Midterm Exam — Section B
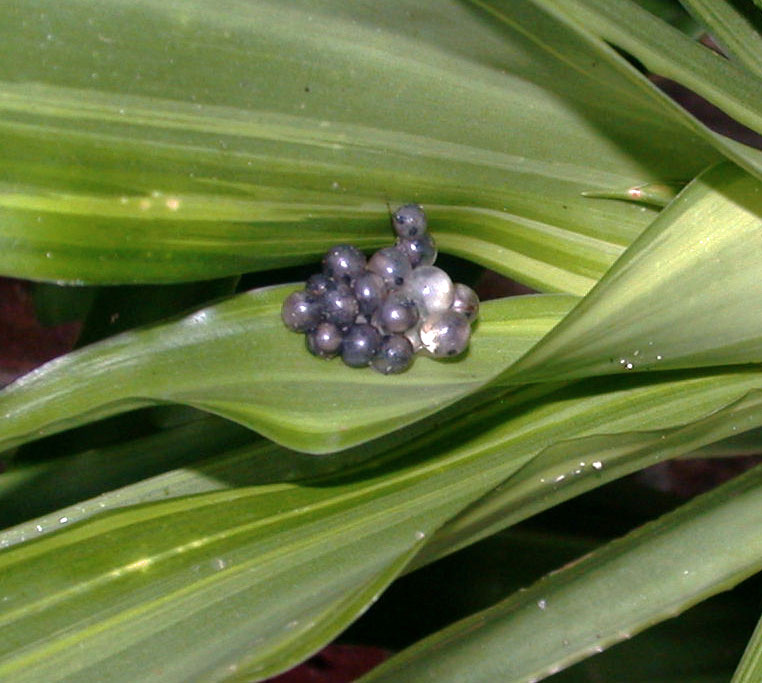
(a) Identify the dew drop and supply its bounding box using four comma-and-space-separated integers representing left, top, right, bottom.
592, 461, 603, 470
59, 516, 68, 524
35, 525, 43, 532
537, 599, 547, 610
414, 530, 426, 541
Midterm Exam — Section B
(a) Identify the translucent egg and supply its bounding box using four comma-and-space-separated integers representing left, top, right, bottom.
353, 272, 387, 316
419, 310, 471, 358
322, 244, 367, 284
451, 283, 479, 322
396, 233, 437, 268
281, 290, 321, 332
367, 247, 412, 289
392, 204, 427, 238
320, 284, 359, 327
372, 334, 415, 374
341, 323, 382, 368
403, 265, 454, 316
377, 292, 419, 333
306, 322, 343, 358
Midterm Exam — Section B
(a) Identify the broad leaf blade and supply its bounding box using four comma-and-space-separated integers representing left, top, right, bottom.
528, 0, 762, 136
363, 463, 762, 683
679, 0, 762, 79
732, 609, 762, 683
0, 0, 719, 287
527, 0, 762, 182
508, 163, 762, 382
0, 287, 576, 454
5, 367, 762, 680
417, 387, 762, 567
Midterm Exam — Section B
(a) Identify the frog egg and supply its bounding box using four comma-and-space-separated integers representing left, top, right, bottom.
392, 204, 427, 238
282, 290, 321, 332
396, 233, 437, 268
403, 265, 454, 316
419, 310, 471, 358
322, 244, 367, 284
405, 323, 423, 353
353, 272, 387, 317
377, 292, 419, 333
372, 334, 415, 375
305, 273, 336, 298
321, 284, 359, 327
451, 283, 480, 323
367, 246, 412, 289
341, 323, 382, 368
306, 322, 343, 358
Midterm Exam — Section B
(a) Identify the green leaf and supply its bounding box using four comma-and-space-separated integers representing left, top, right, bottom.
0, 287, 576, 454
528, 0, 762, 136
362, 462, 762, 683
527, 0, 762, 181
416, 385, 762, 567
507, 163, 762, 383
0, 0, 720, 287
732, 609, 762, 683
5, 366, 762, 680
679, 0, 762, 80
0, 415, 258, 538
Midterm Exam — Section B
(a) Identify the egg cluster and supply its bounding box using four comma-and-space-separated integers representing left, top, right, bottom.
281, 204, 479, 374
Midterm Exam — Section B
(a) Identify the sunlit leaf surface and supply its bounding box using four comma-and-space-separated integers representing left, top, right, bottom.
508, 163, 762, 382
0, 0, 720, 288
0, 287, 576, 454
529, 0, 762, 180
4, 367, 762, 680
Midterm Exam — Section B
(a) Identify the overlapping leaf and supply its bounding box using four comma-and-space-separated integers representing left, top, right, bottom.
3, 160, 761, 457
528, 0, 762, 180
0, 0, 719, 289
733, 610, 762, 683
364, 459, 762, 683
679, 0, 762, 79
507, 163, 762, 382
0, 288, 576, 454
5, 365, 762, 680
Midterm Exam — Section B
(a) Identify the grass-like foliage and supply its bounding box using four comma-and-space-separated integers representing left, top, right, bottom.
2, 1, 762, 680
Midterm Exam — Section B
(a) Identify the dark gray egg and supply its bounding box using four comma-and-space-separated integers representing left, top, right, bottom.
353, 272, 387, 317
341, 323, 382, 368
371, 334, 415, 374
306, 322, 343, 358
321, 283, 359, 327
396, 233, 437, 268
281, 290, 321, 332
377, 292, 419, 333
305, 273, 336, 298
322, 244, 367, 284
367, 247, 412, 289
392, 204, 427, 238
